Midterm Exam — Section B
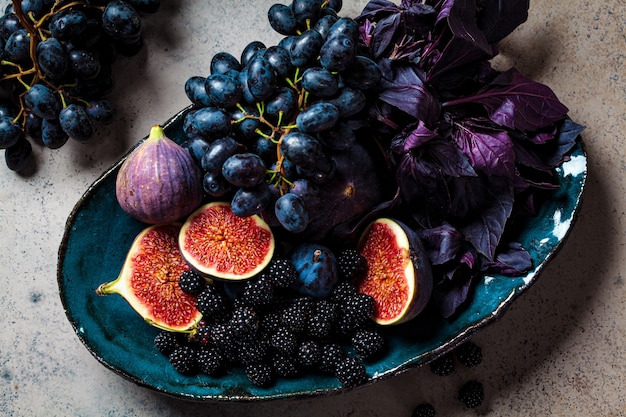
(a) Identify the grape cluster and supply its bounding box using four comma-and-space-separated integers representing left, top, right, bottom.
0, 0, 160, 171
182, 0, 382, 233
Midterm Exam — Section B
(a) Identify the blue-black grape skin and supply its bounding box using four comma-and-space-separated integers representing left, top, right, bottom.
274, 193, 310, 233
69, 48, 101, 80
240, 41, 266, 67
185, 76, 213, 107
41, 118, 69, 149
0, 116, 21, 149
205, 73, 244, 109
301, 67, 338, 97
319, 34, 357, 72
24, 84, 62, 120
265, 86, 298, 122
36, 38, 69, 79
210, 51, 242, 75
59, 104, 94, 142
327, 86, 367, 118
263, 45, 293, 78
101, 0, 142, 43
4, 137, 33, 172
203, 171, 234, 197
201, 137, 240, 174
231, 184, 273, 217
5, 29, 31, 61
189, 107, 232, 139
296, 102, 340, 133
246, 56, 277, 101
341, 56, 382, 90
183, 136, 211, 164
85, 100, 116, 127
49, 9, 88, 40
289, 29, 323, 68
292, 0, 324, 27
327, 17, 360, 41
0, 13, 22, 41
312, 14, 338, 40
222, 153, 267, 188
268, 3, 298, 36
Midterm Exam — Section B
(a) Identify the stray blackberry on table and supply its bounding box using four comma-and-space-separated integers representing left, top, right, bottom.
411, 403, 437, 417
429, 352, 455, 376
458, 380, 484, 409
455, 340, 482, 368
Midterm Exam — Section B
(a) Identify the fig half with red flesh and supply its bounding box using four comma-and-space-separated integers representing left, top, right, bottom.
96, 223, 203, 332
355, 218, 433, 325
179, 201, 275, 280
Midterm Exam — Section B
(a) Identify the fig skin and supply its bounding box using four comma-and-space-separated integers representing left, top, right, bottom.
356, 218, 433, 325
301, 142, 385, 243
116, 125, 204, 224
289, 242, 339, 298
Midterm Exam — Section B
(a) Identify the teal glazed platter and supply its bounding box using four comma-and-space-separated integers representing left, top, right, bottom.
58, 107, 587, 401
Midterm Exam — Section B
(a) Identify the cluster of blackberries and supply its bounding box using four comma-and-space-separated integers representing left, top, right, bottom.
155, 256, 385, 389
411, 340, 485, 415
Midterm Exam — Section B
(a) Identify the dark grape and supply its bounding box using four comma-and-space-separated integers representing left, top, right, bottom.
204, 73, 243, 109
246, 56, 277, 101
265, 86, 298, 122
280, 131, 332, 173
289, 29, 323, 67
319, 34, 356, 72
268, 3, 298, 36
85, 99, 115, 127
102, 0, 142, 43
24, 112, 43, 141
41, 118, 69, 149
48, 9, 88, 40
203, 171, 233, 197
5, 28, 30, 61
240, 40, 266, 67
327, 17, 359, 41
289, 178, 321, 208
327, 86, 367, 118
274, 193, 310, 233
0, 116, 21, 149
188, 106, 232, 139
230, 106, 261, 140
5, 137, 33, 171
182, 136, 211, 163
36, 38, 68, 79
24, 84, 61, 120
296, 102, 340, 133
341, 55, 382, 90
312, 14, 338, 39
301, 67, 338, 97
185, 76, 212, 107
59, 103, 95, 142
222, 153, 267, 188
68, 48, 101, 80
201, 137, 240, 174
325, 0, 343, 12
231, 184, 272, 217
263, 45, 293, 78
292, 0, 324, 27
0, 13, 21, 42
211, 51, 241, 75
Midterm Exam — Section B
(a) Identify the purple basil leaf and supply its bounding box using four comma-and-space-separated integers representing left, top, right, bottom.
459, 176, 514, 260
428, 138, 477, 177
357, 0, 401, 20
544, 118, 585, 167
371, 13, 402, 58
377, 58, 440, 122
433, 249, 478, 317
434, 0, 455, 24
402, 120, 438, 150
485, 241, 532, 276
476, 0, 530, 44
444, 68, 569, 132
418, 222, 464, 265
452, 118, 516, 177
426, 0, 493, 81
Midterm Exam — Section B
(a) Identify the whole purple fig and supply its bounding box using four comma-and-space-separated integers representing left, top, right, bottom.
116, 125, 203, 224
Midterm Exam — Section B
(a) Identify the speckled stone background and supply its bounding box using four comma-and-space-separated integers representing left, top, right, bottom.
1, 0, 624, 416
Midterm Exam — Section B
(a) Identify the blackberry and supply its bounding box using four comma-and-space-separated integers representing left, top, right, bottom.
270, 326, 298, 356
196, 286, 227, 316
458, 380, 484, 409
337, 248, 367, 280
351, 328, 385, 360
306, 310, 333, 340
154, 330, 179, 355
332, 311, 358, 339
229, 305, 260, 340
455, 341, 482, 368
244, 362, 274, 387
429, 353, 455, 376
209, 322, 236, 350
343, 293, 375, 324
272, 352, 301, 378
317, 343, 345, 374
197, 345, 225, 375
178, 270, 207, 295
193, 322, 212, 346
330, 280, 358, 303
335, 356, 368, 388
265, 258, 298, 288
280, 298, 313, 334
296, 339, 322, 367
168, 345, 199, 375
260, 309, 283, 334
411, 403, 436, 417
237, 337, 270, 366
238, 275, 274, 307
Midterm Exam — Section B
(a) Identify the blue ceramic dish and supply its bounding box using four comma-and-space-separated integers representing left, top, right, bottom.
57, 107, 587, 401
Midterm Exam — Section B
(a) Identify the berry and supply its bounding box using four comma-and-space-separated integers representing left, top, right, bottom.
455, 341, 482, 368
153, 330, 179, 355
306, 309, 333, 340
280, 297, 314, 334
270, 327, 298, 356
237, 337, 270, 366
296, 339, 322, 367
244, 362, 274, 387
272, 351, 301, 378
330, 280, 358, 303
351, 328, 385, 359
429, 353, 455, 376
337, 248, 366, 280
334, 356, 368, 388
197, 346, 225, 375
229, 305, 260, 340
342, 293, 375, 324
238, 275, 274, 307
458, 380, 484, 409
317, 343, 345, 374
266, 258, 298, 288
196, 286, 227, 316
178, 270, 207, 295
411, 403, 436, 417
168, 345, 199, 375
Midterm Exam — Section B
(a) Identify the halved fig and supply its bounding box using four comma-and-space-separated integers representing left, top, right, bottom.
179, 201, 275, 280
96, 223, 203, 332
355, 218, 433, 325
